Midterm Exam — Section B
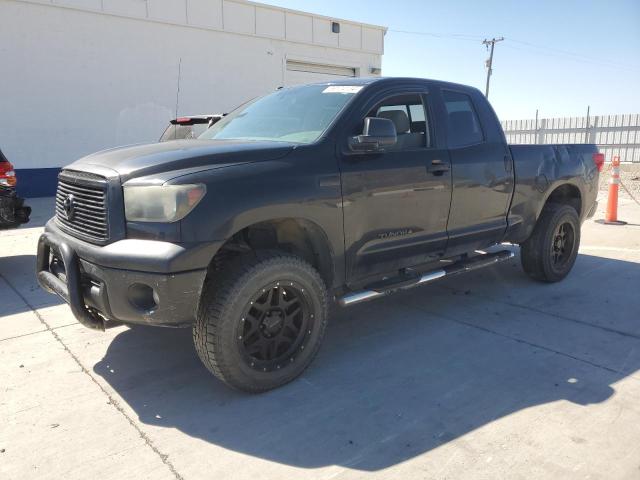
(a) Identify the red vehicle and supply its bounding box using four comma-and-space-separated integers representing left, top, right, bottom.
0, 149, 30, 229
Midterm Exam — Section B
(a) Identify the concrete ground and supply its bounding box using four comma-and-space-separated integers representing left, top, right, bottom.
2, 193, 640, 480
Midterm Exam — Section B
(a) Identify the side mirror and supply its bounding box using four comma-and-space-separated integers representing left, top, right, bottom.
348, 117, 397, 153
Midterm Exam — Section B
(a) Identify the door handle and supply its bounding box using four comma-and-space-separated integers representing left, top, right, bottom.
427, 159, 450, 176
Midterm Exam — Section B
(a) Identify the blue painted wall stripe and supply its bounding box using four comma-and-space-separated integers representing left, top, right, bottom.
15, 168, 61, 198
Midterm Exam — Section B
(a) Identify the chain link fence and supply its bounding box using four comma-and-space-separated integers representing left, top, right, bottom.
502, 113, 640, 163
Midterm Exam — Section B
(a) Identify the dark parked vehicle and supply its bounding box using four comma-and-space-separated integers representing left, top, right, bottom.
159, 115, 224, 142
37, 78, 602, 392
0, 149, 30, 229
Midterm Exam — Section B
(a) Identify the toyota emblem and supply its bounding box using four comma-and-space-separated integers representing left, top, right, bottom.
63, 194, 76, 221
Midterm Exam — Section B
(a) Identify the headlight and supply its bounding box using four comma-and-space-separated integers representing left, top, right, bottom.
124, 184, 206, 222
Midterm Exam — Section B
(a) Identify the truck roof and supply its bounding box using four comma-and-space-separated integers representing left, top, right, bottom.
302, 76, 480, 93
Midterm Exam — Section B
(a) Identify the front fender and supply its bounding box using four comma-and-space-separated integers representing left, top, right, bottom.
174, 144, 346, 286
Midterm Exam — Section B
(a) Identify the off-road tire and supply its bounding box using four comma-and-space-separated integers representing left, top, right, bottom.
193, 251, 328, 393
520, 203, 581, 282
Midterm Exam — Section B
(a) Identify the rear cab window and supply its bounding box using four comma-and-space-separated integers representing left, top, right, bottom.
442, 90, 484, 147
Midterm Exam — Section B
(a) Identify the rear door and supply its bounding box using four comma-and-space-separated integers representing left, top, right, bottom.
440, 89, 513, 255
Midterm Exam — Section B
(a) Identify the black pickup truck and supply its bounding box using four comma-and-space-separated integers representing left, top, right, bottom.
37, 78, 601, 392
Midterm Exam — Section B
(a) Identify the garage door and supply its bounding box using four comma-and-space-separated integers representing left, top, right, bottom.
285, 60, 357, 86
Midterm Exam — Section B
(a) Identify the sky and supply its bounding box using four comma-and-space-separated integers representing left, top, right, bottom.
255, 0, 640, 120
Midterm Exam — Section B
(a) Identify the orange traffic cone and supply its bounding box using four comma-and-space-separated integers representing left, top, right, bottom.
603, 156, 626, 225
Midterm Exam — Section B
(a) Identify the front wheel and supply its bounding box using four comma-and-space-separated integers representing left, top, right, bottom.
193, 251, 328, 393
520, 203, 581, 282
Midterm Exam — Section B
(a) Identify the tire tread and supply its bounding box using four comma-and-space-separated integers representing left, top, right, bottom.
193, 251, 328, 393
520, 203, 580, 283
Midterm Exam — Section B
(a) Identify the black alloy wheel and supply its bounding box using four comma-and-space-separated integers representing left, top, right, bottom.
550, 221, 576, 270
237, 283, 313, 372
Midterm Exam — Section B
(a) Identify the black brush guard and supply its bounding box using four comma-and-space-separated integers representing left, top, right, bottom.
36, 232, 105, 331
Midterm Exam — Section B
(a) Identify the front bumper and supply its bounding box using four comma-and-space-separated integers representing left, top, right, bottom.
36, 220, 220, 329
0, 188, 30, 229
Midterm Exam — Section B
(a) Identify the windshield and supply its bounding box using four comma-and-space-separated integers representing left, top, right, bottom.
198, 84, 363, 144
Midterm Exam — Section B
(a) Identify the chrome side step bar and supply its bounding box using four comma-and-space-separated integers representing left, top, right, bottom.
338, 249, 514, 307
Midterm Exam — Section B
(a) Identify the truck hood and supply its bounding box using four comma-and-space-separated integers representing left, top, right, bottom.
68, 139, 296, 182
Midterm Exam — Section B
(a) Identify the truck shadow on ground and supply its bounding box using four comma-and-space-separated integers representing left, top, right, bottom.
92, 251, 640, 471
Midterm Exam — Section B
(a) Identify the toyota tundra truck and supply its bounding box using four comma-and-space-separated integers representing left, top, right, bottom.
37, 78, 602, 392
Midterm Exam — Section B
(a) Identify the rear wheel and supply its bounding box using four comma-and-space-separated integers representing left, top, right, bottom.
193, 251, 328, 393
520, 203, 581, 282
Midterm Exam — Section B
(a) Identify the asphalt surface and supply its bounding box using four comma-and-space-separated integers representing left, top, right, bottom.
2, 194, 640, 480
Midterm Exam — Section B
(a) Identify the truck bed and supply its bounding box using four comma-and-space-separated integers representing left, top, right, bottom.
505, 143, 600, 243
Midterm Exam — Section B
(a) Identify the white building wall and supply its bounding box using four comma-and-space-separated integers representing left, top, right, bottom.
0, 0, 385, 196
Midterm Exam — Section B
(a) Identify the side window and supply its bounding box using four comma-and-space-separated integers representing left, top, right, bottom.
409, 104, 425, 123
378, 105, 408, 117
442, 90, 484, 147
366, 93, 430, 151
408, 104, 428, 140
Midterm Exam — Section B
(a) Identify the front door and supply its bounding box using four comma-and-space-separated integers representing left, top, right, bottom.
340, 91, 452, 284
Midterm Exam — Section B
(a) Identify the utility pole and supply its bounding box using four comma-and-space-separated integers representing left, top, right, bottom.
482, 37, 504, 99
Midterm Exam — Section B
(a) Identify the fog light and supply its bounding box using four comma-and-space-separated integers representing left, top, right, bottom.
128, 283, 158, 312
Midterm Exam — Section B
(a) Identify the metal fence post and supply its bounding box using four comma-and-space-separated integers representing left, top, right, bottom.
537, 118, 546, 145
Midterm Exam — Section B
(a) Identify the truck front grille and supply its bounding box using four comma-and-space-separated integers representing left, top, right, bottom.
55, 170, 109, 243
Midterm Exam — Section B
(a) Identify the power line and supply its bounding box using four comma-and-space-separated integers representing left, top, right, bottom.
387, 29, 483, 42
482, 37, 504, 99
385, 28, 640, 72
503, 39, 640, 72
507, 38, 626, 65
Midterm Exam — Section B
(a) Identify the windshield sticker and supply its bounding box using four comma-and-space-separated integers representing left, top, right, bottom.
322, 86, 363, 94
